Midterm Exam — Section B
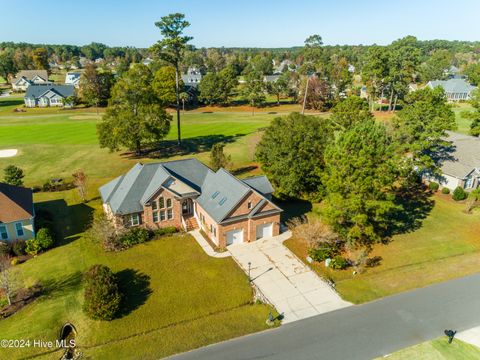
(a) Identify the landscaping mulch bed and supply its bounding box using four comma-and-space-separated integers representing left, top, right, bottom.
0, 284, 43, 319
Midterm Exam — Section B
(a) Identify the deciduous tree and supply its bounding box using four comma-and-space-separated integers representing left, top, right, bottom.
3, 165, 24, 186
97, 64, 171, 155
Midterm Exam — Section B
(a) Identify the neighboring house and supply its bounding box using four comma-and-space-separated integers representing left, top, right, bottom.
65, 72, 81, 88
263, 75, 281, 83
181, 67, 202, 88
360, 85, 368, 99
426, 78, 477, 101
24, 84, 75, 107
425, 131, 480, 191
0, 183, 35, 242
408, 83, 419, 92
273, 59, 296, 74
11, 70, 49, 91
99, 159, 282, 248
143, 57, 153, 66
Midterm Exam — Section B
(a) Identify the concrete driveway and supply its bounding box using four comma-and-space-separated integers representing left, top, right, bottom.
228, 232, 351, 323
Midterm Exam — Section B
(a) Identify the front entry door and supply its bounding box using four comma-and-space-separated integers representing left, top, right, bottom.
182, 199, 193, 215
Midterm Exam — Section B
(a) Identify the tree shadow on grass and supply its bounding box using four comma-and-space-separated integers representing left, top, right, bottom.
386, 183, 435, 238
115, 269, 152, 318
273, 197, 313, 223
41, 271, 83, 298
34, 199, 95, 247
120, 134, 245, 159
0, 99, 24, 107
231, 165, 258, 176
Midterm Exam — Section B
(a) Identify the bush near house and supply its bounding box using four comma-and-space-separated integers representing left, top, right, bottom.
308, 243, 339, 262
118, 227, 151, 248
25, 228, 55, 255
441, 187, 450, 194
83, 264, 122, 320
11, 240, 26, 256
153, 226, 178, 237
428, 182, 439, 191
452, 186, 468, 201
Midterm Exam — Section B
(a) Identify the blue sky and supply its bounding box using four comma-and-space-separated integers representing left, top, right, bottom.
2, 0, 480, 48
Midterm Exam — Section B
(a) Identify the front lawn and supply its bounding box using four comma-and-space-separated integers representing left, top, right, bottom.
377, 337, 480, 359
0, 191, 276, 359
284, 193, 480, 303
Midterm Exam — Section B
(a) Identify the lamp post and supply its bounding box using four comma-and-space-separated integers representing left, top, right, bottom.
248, 262, 251, 282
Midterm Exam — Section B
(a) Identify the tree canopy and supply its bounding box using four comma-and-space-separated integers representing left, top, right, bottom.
323, 118, 401, 250
256, 112, 334, 200
393, 87, 456, 175
97, 64, 171, 155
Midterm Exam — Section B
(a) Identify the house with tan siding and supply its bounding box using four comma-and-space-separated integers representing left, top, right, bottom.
0, 183, 35, 242
99, 159, 282, 248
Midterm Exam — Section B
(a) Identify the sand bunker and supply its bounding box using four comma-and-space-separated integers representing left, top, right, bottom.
0, 149, 18, 158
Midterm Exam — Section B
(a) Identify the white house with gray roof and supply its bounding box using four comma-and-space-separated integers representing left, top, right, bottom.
11, 70, 49, 91
24, 84, 75, 107
99, 159, 282, 248
426, 132, 480, 191
426, 78, 477, 102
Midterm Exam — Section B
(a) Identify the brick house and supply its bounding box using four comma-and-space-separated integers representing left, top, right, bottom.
99, 159, 282, 248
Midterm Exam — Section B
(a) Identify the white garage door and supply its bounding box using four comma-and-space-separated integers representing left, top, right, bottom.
226, 229, 244, 245
256, 223, 273, 240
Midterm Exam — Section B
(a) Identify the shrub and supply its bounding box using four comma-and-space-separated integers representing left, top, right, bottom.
25, 238, 41, 255
154, 226, 178, 237
83, 264, 121, 320
11, 240, 26, 256
330, 256, 349, 270
36, 228, 54, 250
118, 227, 151, 248
441, 187, 450, 194
10, 258, 19, 266
0, 242, 11, 256
452, 186, 468, 201
308, 243, 338, 262
428, 182, 439, 191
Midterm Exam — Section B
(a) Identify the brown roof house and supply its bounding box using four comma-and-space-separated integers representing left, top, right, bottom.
100, 159, 282, 248
11, 70, 49, 92
0, 183, 35, 242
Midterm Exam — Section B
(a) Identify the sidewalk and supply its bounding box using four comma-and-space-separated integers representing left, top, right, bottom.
189, 229, 231, 258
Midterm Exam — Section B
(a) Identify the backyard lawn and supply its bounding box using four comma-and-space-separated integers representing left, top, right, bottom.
377, 337, 480, 359
453, 103, 474, 135
0, 190, 276, 359
285, 193, 480, 304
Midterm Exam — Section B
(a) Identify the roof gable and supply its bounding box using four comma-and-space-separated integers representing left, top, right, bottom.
0, 183, 34, 223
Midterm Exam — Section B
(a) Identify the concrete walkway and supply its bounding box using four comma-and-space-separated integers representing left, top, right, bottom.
457, 326, 480, 348
228, 232, 351, 323
189, 229, 231, 258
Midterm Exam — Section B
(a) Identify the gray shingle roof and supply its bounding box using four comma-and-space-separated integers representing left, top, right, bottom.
441, 131, 480, 179
196, 169, 251, 223
25, 84, 75, 99
427, 78, 476, 95
12, 70, 48, 83
100, 159, 280, 222
242, 176, 274, 195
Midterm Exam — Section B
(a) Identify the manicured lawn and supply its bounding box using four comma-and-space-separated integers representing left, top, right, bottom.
0, 106, 282, 186
377, 337, 480, 359
452, 103, 474, 135
0, 190, 276, 359
284, 193, 480, 304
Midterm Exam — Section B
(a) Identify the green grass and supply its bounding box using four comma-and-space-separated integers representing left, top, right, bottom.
0, 190, 276, 359
284, 194, 480, 304
378, 337, 480, 359
453, 103, 474, 135
0, 98, 286, 186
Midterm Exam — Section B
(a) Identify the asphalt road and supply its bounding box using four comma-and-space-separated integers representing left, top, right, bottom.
171, 273, 480, 360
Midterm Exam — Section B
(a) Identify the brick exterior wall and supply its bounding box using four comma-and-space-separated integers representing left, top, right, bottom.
105, 188, 281, 247
142, 188, 182, 230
